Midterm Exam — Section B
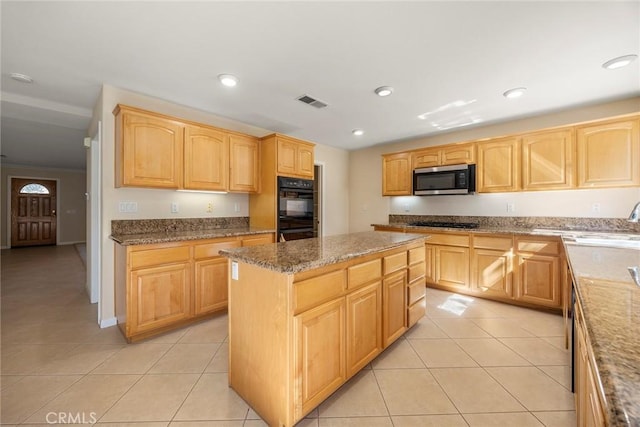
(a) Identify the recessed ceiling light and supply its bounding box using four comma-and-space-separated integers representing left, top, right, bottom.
602, 54, 638, 70
218, 74, 238, 87
10, 73, 33, 83
374, 86, 393, 97
352, 129, 364, 136
503, 87, 527, 99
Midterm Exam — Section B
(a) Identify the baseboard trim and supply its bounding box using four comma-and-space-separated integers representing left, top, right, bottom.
100, 317, 117, 328
59, 241, 87, 246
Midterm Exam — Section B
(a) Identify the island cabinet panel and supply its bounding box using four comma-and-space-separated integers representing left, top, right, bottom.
227, 239, 425, 427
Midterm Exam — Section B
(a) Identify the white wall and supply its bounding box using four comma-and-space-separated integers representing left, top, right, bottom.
96, 85, 350, 324
349, 97, 640, 232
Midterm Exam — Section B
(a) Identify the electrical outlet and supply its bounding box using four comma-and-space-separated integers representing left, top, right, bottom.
234, 203, 240, 213
119, 201, 138, 213
507, 203, 515, 213
592, 203, 601, 213
171, 202, 179, 213
206, 202, 213, 213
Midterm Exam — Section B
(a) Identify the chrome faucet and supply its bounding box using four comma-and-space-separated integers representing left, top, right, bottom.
629, 201, 640, 222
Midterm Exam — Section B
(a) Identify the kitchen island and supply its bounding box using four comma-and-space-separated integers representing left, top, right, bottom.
219, 231, 427, 427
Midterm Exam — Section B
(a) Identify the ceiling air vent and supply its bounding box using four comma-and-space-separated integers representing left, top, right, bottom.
297, 94, 328, 109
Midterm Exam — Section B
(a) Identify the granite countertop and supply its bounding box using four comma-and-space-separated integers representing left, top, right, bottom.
563, 237, 640, 426
110, 226, 275, 245
218, 231, 427, 274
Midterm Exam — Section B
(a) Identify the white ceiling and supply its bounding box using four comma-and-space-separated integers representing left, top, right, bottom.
1, 1, 639, 170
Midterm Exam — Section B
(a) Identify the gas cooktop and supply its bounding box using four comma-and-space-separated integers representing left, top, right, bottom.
407, 221, 480, 229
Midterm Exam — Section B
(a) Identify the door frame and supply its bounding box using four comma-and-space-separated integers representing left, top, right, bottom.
87, 121, 102, 316
6, 175, 61, 248
314, 162, 325, 237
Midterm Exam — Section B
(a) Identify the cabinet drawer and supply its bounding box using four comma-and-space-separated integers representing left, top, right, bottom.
473, 235, 513, 251
384, 252, 407, 275
427, 233, 469, 247
516, 238, 560, 255
408, 281, 426, 306
409, 263, 426, 283
348, 259, 381, 289
409, 247, 426, 264
408, 297, 426, 327
241, 234, 274, 247
130, 246, 190, 269
194, 240, 241, 259
294, 270, 346, 313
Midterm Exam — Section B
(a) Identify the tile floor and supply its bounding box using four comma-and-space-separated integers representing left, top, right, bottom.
1, 245, 576, 426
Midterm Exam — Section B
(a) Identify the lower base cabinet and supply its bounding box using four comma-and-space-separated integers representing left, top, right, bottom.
346, 282, 382, 377
115, 233, 273, 342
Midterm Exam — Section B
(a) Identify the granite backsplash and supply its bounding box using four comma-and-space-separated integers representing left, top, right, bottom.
388, 215, 640, 233
111, 217, 250, 235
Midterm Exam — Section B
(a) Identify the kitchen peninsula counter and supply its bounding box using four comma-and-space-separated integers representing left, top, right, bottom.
219, 231, 427, 427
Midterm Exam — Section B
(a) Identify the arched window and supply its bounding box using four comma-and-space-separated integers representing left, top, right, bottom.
19, 183, 50, 194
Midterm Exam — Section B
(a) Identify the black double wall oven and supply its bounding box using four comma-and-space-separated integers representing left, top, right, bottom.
277, 176, 316, 241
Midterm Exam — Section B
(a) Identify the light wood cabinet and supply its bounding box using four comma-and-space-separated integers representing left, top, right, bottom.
115, 233, 274, 342
412, 142, 475, 169
425, 232, 471, 292
184, 125, 228, 191
114, 105, 184, 189
577, 118, 640, 188
522, 129, 574, 190
346, 282, 382, 377
276, 135, 315, 178
471, 234, 514, 300
229, 134, 260, 193
383, 270, 407, 346
382, 152, 412, 196
514, 236, 562, 309
407, 246, 427, 327
412, 147, 440, 168
477, 137, 520, 192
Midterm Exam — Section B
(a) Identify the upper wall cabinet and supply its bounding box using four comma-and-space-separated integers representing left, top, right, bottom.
382, 152, 412, 196
412, 143, 475, 169
477, 137, 520, 193
114, 105, 260, 193
275, 135, 315, 179
115, 105, 185, 189
521, 128, 574, 191
576, 118, 640, 188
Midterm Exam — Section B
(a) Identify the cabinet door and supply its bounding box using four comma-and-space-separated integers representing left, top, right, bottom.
412, 148, 440, 169
477, 138, 520, 192
277, 139, 299, 176
229, 134, 260, 193
577, 118, 640, 188
441, 143, 475, 165
297, 144, 315, 178
194, 258, 228, 315
472, 248, 512, 299
434, 245, 470, 290
383, 270, 407, 346
184, 125, 228, 191
382, 153, 412, 196
129, 263, 191, 334
346, 282, 382, 377
294, 298, 346, 415
119, 110, 184, 189
515, 254, 561, 308
522, 129, 574, 190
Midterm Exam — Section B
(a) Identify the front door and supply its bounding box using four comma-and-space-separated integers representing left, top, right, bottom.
11, 178, 57, 247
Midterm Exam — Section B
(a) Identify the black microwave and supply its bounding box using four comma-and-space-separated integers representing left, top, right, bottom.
413, 164, 476, 195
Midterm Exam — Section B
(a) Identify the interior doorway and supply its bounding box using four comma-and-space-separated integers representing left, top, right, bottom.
10, 178, 58, 247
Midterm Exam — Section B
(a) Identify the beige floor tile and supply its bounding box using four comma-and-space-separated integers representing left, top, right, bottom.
100, 374, 199, 422
84, 325, 129, 344
204, 343, 228, 373
410, 339, 477, 368
520, 316, 565, 337
293, 419, 319, 427
470, 317, 536, 338
430, 367, 525, 413
374, 369, 457, 415
463, 412, 544, 426
539, 365, 572, 390
148, 343, 219, 374
173, 373, 248, 421
142, 327, 190, 344
541, 336, 569, 351
92, 343, 173, 374
35, 343, 125, 374
371, 338, 424, 369
431, 318, 491, 338
404, 318, 448, 339
242, 421, 268, 427
454, 338, 531, 367
391, 414, 468, 426
0, 375, 24, 390
170, 422, 244, 427
25, 374, 140, 424
178, 316, 228, 344
499, 338, 569, 366
95, 423, 169, 427
1, 343, 79, 374
318, 370, 388, 418
0, 375, 81, 424
486, 367, 575, 411
532, 410, 577, 427
318, 417, 393, 426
